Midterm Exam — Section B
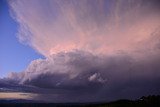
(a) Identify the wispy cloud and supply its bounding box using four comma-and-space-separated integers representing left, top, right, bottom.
8, 0, 160, 56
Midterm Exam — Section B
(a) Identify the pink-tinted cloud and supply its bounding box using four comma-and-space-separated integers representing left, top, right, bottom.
8, 0, 160, 56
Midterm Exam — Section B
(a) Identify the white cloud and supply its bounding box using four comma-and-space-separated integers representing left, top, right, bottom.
88, 73, 106, 83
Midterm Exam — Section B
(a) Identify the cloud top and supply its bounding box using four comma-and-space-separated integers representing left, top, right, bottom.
8, 0, 160, 56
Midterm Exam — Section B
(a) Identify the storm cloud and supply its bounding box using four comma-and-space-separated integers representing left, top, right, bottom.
1, 0, 160, 102
3, 49, 160, 102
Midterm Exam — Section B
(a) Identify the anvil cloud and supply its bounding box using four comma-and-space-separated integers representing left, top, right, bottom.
9, 0, 160, 56
1, 0, 160, 102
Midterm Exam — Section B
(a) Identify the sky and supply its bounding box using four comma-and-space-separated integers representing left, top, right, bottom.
0, 0, 160, 102
0, 0, 43, 77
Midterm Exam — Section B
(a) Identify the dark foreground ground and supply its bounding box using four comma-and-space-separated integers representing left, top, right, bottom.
0, 95, 159, 107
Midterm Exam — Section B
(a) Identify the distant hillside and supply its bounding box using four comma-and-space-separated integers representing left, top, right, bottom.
0, 99, 40, 103
0, 95, 159, 107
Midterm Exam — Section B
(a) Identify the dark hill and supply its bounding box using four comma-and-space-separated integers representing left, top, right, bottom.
0, 95, 159, 107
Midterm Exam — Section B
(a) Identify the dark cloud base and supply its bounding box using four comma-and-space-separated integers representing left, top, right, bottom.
1, 50, 160, 102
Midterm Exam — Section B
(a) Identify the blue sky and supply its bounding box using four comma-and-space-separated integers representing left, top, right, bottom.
0, 0, 43, 77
